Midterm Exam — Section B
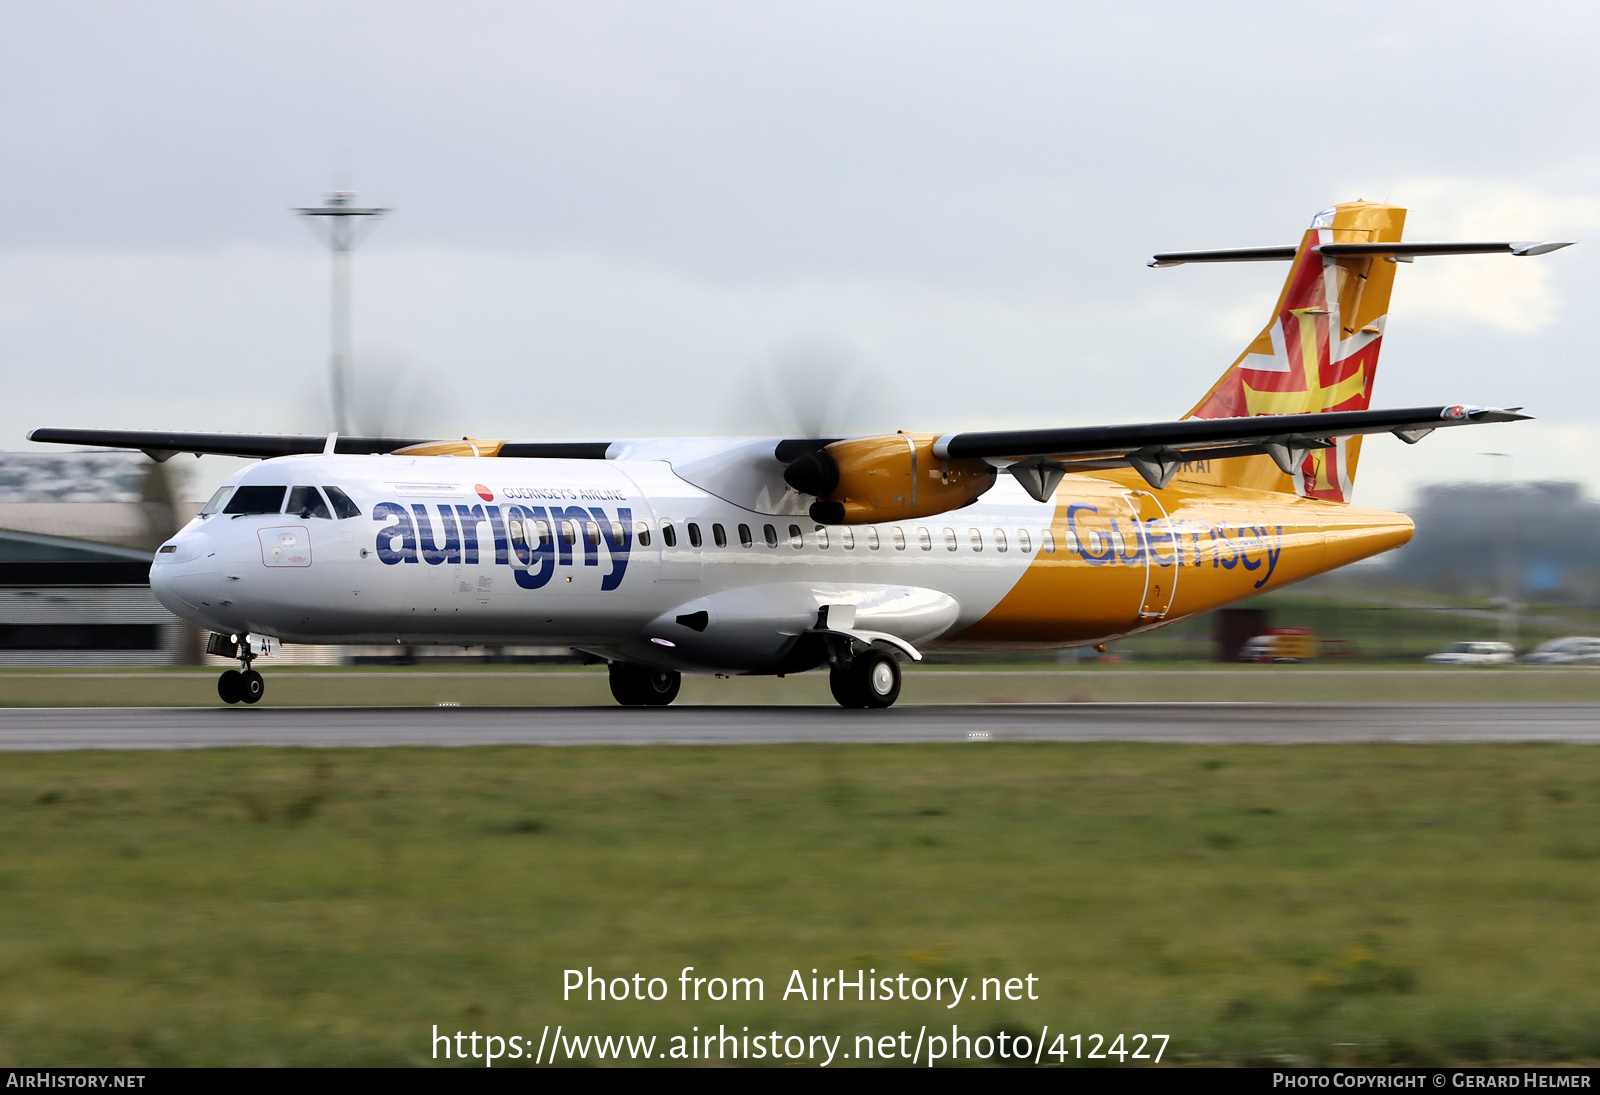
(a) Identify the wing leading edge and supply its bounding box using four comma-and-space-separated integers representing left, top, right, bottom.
31, 406, 1530, 500
931, 404, 1530, 496
25, 428, 616, 462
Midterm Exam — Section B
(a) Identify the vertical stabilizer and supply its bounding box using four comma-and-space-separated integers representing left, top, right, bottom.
1182, 201, 1406, 501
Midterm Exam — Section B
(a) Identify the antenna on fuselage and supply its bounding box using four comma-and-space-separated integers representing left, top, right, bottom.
295, 191, 390, 436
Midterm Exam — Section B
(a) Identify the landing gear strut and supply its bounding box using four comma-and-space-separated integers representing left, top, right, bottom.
609, 662, 681, 706
215, 639, 265, 706
829, 647, 901, 709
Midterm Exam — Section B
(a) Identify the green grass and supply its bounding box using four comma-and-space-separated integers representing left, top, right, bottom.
4, 744, 1600, 1066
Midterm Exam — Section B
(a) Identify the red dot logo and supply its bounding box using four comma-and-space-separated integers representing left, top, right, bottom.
475, 484, 494, 501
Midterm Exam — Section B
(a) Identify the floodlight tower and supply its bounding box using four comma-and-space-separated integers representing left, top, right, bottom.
296, 191, 389, 435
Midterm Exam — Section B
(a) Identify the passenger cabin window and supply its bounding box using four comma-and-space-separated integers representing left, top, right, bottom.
738, 524, 753, 548
841, 527, 854, 549
223, 486, 287, 515
816, 526, 829, 549
969, 528, 983, 552
1017, 529, 1032, 553
789, 524, 803, 548
200, 487, 231, 516
1042, 529, 1057, 553
1109, 527, 1125, 553
713, 523, 727, 548
867, 528, 880, 550
559, 520, 578, 546
688, 523, 702, 548
508, 516, 527, 547
635, 519, 652, 547
893, 528, 906, 551
534, 519, 552, 546
323, 486, 362, 519
994, 529, 1008, 552
585, 520, 601, 547
764, 524, 778, 548
662, 522, 677, 548
918, 527, 932, 551
287, 486, 332, 519
943, 528, 958, 552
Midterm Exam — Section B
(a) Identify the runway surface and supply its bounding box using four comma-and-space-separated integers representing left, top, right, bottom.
0, 702, 1597, 749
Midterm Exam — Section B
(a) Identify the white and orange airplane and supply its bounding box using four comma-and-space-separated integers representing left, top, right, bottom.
30, 202, 1571, 708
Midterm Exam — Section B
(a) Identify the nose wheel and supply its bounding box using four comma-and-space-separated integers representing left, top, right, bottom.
218, 665, 265, 705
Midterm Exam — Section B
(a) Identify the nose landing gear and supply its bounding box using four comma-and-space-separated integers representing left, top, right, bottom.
218, 666, 265, 704
210, 633, 266, 705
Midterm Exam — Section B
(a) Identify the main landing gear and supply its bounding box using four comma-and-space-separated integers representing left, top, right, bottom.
609, 662, 681, 706
829, 647, 901, 709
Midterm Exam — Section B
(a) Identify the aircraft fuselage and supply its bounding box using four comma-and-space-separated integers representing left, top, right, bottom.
151, 451, 1412, 674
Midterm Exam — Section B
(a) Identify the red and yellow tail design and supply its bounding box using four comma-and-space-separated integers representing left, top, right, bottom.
1183, 201, 1406, 502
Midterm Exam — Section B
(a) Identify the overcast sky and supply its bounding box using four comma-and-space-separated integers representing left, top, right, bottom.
2, 0, 1596, 507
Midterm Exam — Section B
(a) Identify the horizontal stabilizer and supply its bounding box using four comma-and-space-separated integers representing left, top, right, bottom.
1151, 241, 1574, 267
1149, 245, 1298, 266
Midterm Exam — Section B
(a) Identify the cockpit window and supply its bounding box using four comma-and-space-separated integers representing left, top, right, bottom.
223, 486, 287, 515
199, 487, 232, 516
322, 486, 362, 519
287, 486, 332, 520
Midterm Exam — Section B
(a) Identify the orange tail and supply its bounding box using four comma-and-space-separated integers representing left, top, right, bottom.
1183, 201, 1406, 502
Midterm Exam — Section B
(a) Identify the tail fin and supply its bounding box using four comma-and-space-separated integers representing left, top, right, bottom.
1183, 201, 1406, 502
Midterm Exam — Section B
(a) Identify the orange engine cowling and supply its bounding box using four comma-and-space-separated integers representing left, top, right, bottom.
783, 433, 996, 525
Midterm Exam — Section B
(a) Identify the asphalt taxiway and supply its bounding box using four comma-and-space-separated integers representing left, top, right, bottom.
0, 702, 1596, 750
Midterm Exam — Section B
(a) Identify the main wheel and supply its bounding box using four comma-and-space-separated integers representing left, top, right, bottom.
217, 669, 243, 704
830, 649, 902, 709
608, 663, 681, 707
239, 669, 265, 704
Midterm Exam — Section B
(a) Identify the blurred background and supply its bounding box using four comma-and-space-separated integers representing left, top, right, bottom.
1, 0, 1597, 669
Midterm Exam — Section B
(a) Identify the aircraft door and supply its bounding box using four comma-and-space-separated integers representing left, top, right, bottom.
1125, 491, 1177, 618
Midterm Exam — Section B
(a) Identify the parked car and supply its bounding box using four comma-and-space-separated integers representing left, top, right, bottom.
1424, 641, 1515, 665
1522, 637, 1600, 666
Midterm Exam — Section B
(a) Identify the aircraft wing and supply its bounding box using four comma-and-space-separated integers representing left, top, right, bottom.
930, 404, 1530, 494
25, 428, 613, 462
29, 404, 1529, 499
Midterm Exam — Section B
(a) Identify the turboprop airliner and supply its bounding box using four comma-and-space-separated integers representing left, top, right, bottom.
29, 202, 1572, 708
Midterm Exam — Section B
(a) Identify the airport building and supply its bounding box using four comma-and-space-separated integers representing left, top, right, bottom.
0, 451, 193, 667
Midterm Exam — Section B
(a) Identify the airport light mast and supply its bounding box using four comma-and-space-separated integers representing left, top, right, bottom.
295, 191, 389, 436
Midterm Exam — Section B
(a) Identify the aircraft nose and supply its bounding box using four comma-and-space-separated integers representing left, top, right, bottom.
149, 526, 220, 619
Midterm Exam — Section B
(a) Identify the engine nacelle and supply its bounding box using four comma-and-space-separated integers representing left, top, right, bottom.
783, 433, 996, 524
